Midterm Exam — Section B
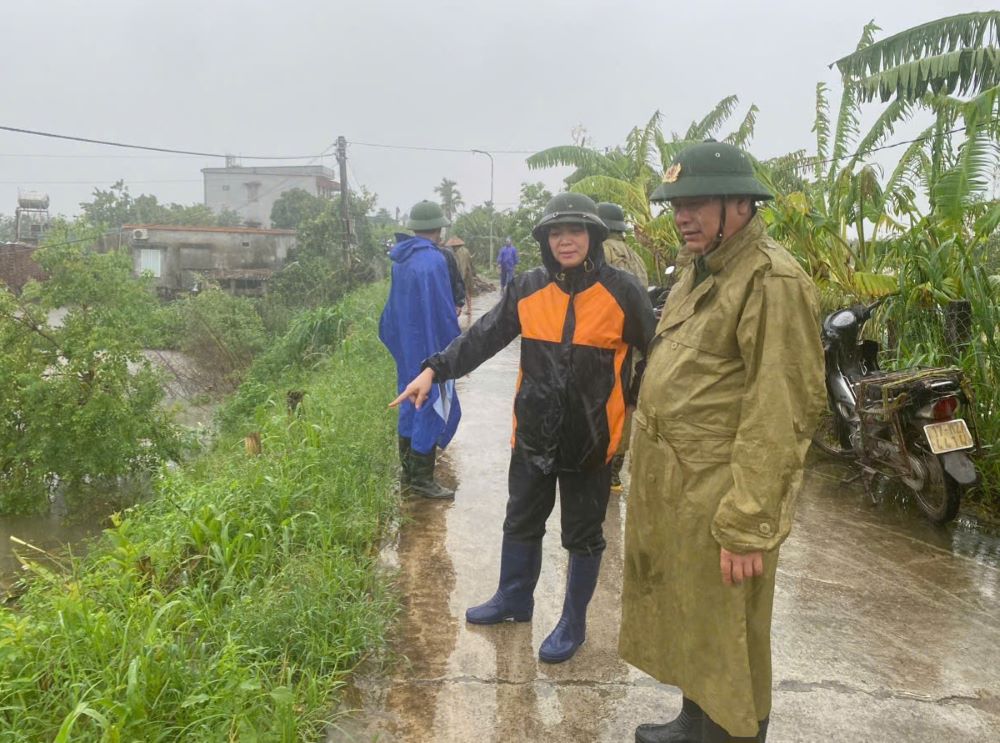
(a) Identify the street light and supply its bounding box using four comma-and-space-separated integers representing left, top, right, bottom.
471, 149, 495, 267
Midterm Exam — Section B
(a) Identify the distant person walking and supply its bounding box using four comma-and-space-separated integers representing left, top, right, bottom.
497, 237, 519, 291
379, 200, 462, 500
447, 236, 475, 323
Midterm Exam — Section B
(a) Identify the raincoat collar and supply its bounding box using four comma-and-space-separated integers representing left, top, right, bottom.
701, 213, 766, 275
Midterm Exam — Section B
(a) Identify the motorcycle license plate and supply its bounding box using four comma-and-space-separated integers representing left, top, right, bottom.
923, 420, 974, 454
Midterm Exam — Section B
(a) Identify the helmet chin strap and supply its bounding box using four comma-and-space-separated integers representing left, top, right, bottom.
706, 197, 727, 254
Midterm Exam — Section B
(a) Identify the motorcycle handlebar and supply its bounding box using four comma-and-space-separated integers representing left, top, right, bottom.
861, 293, 895, 320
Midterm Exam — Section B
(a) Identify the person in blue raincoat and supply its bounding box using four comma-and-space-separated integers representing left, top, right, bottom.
379, 200, 462, 499
496, 237, 519, 290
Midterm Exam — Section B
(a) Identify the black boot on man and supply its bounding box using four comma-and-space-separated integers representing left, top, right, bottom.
406, 446, 455, 499
634, 696, 704, 743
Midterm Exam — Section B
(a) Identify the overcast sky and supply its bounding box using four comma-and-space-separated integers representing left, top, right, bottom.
0, 0, 991, 221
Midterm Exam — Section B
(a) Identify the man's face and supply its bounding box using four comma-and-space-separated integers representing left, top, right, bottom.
548, 223, 589, 269
669, 197, 752, 255
669, 197, 722, 255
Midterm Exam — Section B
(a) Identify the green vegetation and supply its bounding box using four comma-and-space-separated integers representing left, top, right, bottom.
80, 180, 242, 228
0, 232, 179, 513
0, 283, 399, 740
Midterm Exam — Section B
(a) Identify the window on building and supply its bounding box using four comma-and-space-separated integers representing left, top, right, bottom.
244, 181, 261, 202
221, 184, 230, 191
139, 248, 162, 278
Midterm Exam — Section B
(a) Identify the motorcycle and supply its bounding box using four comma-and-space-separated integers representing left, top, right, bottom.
812, 298, 981, 523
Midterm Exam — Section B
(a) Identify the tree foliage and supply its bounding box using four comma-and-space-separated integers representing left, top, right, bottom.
434, 178, 465, 222
80, 180, 242, 229
0, 224, 179, 513
833, 12, 1000, 102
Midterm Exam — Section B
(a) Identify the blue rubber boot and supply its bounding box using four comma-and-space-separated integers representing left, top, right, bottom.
538, 552, 602, 663
465, 538, 542, 624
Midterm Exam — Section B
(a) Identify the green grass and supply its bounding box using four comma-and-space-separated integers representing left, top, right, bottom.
0, 283, 400, 741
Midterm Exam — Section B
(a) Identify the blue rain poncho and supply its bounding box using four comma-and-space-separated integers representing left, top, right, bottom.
379, 233, 462, 454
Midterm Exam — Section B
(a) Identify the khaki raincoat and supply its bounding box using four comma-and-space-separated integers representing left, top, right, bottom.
603, 234, 649, 287
619, 215, 826, 737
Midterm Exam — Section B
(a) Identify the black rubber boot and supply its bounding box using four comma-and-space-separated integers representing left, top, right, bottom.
406, 447, 455, 500
538, 552, 601, 663
634, 697, 703, 742
465, 538, 542, 624
397, 436, 412, 488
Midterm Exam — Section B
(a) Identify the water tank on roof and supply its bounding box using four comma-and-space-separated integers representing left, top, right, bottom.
18, 192, 50, 210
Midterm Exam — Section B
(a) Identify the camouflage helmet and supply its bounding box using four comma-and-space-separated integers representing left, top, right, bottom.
406, 200, 450, 230
596, 202, 628, 232
650, 140, 772, 202
532, 192, 609, 243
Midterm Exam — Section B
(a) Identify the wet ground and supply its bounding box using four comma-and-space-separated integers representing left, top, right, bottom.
336, 292, 1000, 742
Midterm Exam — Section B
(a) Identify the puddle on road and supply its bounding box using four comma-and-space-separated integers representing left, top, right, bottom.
807, 452, 1000, 571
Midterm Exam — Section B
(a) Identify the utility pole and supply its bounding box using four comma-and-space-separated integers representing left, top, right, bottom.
472, 149, 495, 267
337, 135, 350, 266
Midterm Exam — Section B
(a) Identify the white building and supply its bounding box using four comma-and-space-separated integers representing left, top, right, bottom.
202, 165, 339, 228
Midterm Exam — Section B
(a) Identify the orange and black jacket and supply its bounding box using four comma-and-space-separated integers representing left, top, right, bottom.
425, 241, 655, 473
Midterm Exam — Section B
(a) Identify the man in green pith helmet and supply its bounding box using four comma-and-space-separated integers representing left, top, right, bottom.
379, 200, 463, 500
597, 201, 649, 493
620, 141, 826, 743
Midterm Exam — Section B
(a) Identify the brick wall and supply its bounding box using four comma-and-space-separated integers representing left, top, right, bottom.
0, 243, 46, 293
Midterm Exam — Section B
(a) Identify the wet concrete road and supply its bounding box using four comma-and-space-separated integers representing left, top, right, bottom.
339, 292, 1000, 742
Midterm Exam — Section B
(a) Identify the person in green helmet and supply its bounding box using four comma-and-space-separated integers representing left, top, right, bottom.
620, 142, 826, 743
392, 193, 655, 665
596, 202, 649, 493
379, 200, 463, 500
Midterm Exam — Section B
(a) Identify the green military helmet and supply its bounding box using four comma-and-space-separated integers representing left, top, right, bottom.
650, 140, 773, 202
532, 192, 609, 243
596, 202, 628, 232
406, 200, 451, 230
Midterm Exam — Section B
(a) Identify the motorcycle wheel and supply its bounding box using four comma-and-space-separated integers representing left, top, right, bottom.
811, 413, 854, 459
911, 450, 963, 524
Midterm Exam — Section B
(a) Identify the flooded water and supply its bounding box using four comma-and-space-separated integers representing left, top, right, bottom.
1, 349, 217, 598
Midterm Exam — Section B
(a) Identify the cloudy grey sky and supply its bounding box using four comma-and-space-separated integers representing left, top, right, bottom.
0, 0, 990, 220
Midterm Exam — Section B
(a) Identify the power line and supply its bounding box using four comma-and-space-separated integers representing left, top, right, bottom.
0, 124, 332, 160
773, 118, 1000, 172
0, 179, 201, 185
349, 140, 536, 155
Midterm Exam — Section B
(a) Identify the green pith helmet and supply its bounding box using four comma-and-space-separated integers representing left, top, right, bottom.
650, 140, 773, 202
532, 192, 609, 243
406, 200, 450, 230
596, 202, 628, 232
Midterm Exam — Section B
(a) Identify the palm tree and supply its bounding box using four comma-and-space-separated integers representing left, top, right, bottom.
435, 178, 465, 222
833, 11, 1000, 103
